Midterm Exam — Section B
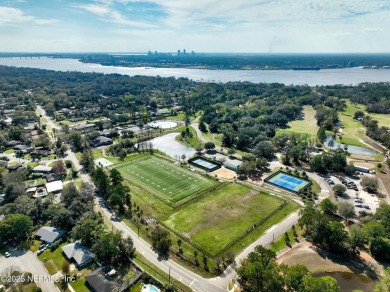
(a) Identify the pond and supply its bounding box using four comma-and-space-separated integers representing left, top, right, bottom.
315, 272, 376, 292
138, 133, 196, 159
325, 136, 377, 156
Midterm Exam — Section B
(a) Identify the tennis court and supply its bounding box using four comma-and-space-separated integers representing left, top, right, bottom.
115, 156, 216, 204
188, 157, 221, 172
265, 171, 311, 193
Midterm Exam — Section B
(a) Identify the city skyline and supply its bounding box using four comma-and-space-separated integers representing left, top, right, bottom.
0, 0, 389, 53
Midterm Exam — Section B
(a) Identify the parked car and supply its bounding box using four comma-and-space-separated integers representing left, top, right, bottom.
4, 252, 11, 258
37, 249, 44, 255
355, 199, 363, 203
363, 204, 371, 210
355, 204, 363, 208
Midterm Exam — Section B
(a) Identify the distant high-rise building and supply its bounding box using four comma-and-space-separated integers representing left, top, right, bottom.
191, 51, 195, 55
183, 49, 186, 55
177, 49, 181, 56
148, 51, 152, 56
154, 51, 158, 55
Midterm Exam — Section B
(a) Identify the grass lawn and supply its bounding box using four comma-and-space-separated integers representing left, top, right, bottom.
338, 112, 369, 148
116, 155, 217, 204
277, 106, 319, 138
268, 225, 303, 253
344, 100, 390, 128
4, 149, 14, 154
38, 243, 68, 275
29, 240, 41, 252
163, 183, 284, 256
70, 278, 89, 292
175, 127, 203, 148
203, 131, 223, 147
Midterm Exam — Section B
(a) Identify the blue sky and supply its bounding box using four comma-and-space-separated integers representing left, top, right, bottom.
0, 0, 389, 52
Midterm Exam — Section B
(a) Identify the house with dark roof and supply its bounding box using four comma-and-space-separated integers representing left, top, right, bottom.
35, 226, 65, 244
85, 268, 116, 292
62, 242, 93, 268
92, 136, 113, 147
74, 124, 96, 132
13, 144, 31, 153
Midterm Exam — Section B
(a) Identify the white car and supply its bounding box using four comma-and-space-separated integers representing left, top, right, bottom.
4, 252, 11, 258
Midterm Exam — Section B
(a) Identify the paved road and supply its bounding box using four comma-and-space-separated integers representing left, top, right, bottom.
0, 250, 60, 292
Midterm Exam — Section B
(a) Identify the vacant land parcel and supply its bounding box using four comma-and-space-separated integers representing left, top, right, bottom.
116, 156, 216, 204
162, 183, 285, 256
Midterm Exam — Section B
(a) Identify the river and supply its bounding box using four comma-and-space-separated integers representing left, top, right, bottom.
1, 57, 390, 85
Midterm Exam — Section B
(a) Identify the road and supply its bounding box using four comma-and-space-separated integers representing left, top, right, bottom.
0, 250, 60, 292
39, 109, 304, 291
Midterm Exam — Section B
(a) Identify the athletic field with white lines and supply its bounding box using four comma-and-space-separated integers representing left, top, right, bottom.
116, 156, 217, 204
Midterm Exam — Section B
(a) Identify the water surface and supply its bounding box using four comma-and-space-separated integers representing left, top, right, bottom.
1, 57, 390, 85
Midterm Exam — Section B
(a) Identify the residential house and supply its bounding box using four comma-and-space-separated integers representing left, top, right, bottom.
62, 242, 94, 268
35, 226, 65, 244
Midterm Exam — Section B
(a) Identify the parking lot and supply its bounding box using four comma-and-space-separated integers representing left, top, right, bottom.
327, 174, 380, 214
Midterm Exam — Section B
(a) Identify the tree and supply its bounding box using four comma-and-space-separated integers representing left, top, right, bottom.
237, 245, 283, 292
375, 267, 390, 292
376, 202, 390, 233
151, 226, 171, 256
195, 144, 204, 154
0, 214, 33, 241
69, 131, 83, 151
199, 121, 207, 133
61, 184, 80, 207
362, 176, 379, 193
52, 160, 66, 177
319, 198, 337, 215
110, 168, 123, 186
362, 222, 386, 240
317, 127, 327, 144
227, 148, 236, 157
370, 238, 390, 262
338, 201, 355, 221
93, 231, 135, 266
80, 149, 94, 173
285, 264, 310, 292
72, 213, 103, 247
349, 224, 366, 250
252, 141, 276, 160
204, 142, 215, 151
333, 184, 346, 196
62, 261, 70, 274
92, 167, 110, 198
303, 276, 341, 292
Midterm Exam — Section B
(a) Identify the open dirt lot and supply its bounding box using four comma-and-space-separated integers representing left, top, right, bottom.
211, 167, 236, 180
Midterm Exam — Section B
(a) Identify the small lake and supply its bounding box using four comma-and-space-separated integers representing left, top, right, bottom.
138, 133, 196, 159
315, 272, 376, 292
325, 136, 377, 156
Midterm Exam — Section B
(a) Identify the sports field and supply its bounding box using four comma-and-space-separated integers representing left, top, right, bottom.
162, 183, 284, 256
116, 156, 216, 204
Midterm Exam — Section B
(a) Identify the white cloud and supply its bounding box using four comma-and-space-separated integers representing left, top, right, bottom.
0, 6, 57, 26
73, 3, 156, 28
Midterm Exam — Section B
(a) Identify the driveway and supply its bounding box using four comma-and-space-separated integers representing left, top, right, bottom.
0, 250, 59, 292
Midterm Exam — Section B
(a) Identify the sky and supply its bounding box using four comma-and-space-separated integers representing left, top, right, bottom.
0, 0, 389, 53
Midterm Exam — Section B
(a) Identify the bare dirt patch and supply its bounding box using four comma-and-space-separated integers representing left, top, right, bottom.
276, 242, 382, 278
211, 167, 237, 179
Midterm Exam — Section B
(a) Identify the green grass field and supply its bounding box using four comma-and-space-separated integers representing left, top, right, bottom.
345, 100, 390, 128
163, 183, 284, 256
116, 156, 217, 204
277, 106, 319, 138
